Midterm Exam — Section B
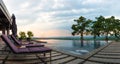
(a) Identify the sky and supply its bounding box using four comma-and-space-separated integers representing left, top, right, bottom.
3, 0, 120, 37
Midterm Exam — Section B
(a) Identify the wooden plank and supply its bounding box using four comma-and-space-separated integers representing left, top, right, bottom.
5, 59, 42, 64
97, 52, 120, 55
46, 52, 62, 57
51, 55, 69, 61
66, 59, 84, 64
51, 56, 75, 64
94, 55, 120, 59
83, 61, 102, 64
88, 57, 120, 64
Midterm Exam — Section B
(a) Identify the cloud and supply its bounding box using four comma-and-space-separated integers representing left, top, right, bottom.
20, 2, 30, 9
82, 0, 105, 5
3, 0, 120, 37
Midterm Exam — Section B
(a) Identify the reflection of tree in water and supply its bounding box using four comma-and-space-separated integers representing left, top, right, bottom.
73, 40, 86, 47
72, 40, 80, 47
72, 40, 85, 47
72, 40, 91, 47
94, 40, 100, 49
72, 40, 102, 49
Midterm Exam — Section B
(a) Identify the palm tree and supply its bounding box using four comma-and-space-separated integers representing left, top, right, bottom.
71, 16, 92, 46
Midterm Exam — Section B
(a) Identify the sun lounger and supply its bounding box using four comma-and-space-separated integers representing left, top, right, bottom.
10, 35, 44, 47
1, 34, 52, 64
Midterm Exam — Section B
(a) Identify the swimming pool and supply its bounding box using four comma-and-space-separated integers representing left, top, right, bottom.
39, 39, 110, 55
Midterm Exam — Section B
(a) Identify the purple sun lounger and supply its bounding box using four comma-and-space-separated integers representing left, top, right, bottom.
10, 35, 44, 47
1, 34, 52, 64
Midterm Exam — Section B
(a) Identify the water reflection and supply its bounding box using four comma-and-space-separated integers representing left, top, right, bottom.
72, 40, 107, 51
94, 40, 100, 49
40, 39, 109, 55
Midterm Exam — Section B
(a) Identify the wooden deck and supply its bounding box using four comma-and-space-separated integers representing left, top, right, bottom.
0, 41, 120, 64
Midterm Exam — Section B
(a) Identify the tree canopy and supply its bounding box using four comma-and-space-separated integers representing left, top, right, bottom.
71, 15, 120, 41
27, 31, 34, 38
19, 31, 26, 39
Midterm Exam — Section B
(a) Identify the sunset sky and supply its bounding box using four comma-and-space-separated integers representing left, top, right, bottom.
3, 0, 120, 37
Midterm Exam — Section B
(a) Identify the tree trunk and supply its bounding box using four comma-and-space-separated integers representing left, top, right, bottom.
80, 31, 84, 46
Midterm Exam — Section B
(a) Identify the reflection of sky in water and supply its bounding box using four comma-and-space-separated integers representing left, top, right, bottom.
40, 39, 110, 55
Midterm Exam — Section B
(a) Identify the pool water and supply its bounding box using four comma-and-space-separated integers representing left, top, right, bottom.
40, 39, 110, 55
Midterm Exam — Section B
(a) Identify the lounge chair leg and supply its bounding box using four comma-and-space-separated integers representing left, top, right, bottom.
49, 51, 52, 64
44, 53, 46, 56
2, 51, 10, 64
36, 54, 47, 64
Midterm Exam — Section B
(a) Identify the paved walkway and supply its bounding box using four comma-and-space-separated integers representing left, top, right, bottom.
0, 41, 120, 64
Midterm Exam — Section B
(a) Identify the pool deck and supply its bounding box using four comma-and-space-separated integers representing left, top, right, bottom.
0, 40, 120, 64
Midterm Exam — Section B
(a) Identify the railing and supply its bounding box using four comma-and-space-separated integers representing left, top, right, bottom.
0, 0, 12, 24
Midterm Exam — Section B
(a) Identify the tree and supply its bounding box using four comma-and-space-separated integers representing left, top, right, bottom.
93, 16, 120, 40
27, 31, 34, 39
112, 17, 120, 39
101, 16, 119, 40
19, 31, 26, 40
27, 31, 34, 41
91, 21, 101, 40
71, 16, 92, 46
103, 16, 114, 40
90, 16, 104, 40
